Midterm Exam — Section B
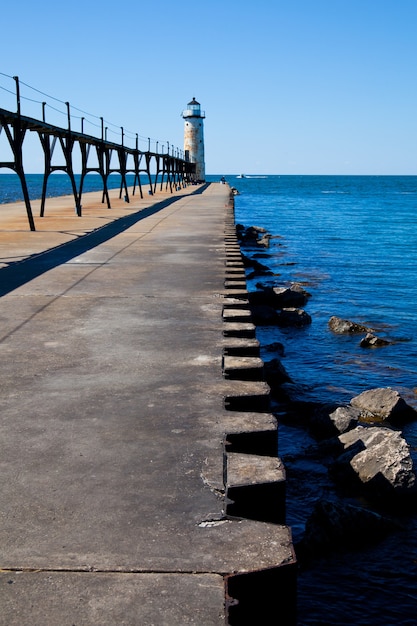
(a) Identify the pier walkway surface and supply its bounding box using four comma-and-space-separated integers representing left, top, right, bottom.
0, 183, 296, 625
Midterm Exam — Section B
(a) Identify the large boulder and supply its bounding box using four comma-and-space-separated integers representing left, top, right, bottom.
272, 285, 310, 308
248, 287, 278, 307
328, 316, 373, 334
350, 387, 417, 424
329, 425, 417, 498
249, 293, 312, 326
276, 308, 312, 327
236, 225, 271, 247
248, 285, 310, 309
249, 305, 280, 325
309, 389, 417, 438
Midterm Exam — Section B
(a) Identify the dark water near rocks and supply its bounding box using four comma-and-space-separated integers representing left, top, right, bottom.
213, 175, 417, 625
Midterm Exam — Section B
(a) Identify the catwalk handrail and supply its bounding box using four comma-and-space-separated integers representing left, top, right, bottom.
0, 76, 194, 231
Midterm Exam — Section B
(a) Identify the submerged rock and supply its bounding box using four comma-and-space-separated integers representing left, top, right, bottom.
264, 358, 293, 391
360, 333, 392, 348
328, 316, 373, 334
241, 254, 271, 275
298, 499, 400, 559
263, 341, 285, 356
257, 233, 272, 247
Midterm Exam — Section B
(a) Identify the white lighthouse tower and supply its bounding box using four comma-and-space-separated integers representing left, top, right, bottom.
182, 97, 205, 181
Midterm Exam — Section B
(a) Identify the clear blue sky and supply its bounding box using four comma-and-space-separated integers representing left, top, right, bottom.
1, 0, 416, 175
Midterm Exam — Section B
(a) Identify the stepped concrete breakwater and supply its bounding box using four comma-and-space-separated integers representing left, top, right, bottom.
0, 183, 296, 625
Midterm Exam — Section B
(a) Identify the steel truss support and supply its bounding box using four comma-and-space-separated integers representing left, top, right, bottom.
131, 151, 144, 199
37, 129, 81, 217
0, 100, 194, 230
0, 113, 36, 231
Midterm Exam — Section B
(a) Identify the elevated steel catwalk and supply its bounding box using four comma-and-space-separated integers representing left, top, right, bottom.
0, 107, 195, 231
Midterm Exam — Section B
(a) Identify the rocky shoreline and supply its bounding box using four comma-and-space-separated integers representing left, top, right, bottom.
237, 223, 417, 564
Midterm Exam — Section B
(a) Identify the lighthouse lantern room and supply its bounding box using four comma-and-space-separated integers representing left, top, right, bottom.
182, 97, 205, 182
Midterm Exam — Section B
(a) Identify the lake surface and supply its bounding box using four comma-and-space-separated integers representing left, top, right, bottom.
219, 174, 417, 625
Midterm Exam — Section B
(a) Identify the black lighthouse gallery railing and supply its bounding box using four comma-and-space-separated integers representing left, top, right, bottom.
0, 74, 196, 230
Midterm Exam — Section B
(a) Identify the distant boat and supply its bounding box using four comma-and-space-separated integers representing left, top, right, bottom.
236, 174, 268, 179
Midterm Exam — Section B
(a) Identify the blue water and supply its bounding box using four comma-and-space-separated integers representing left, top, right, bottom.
216, 174, 417, 625
0, 172, 140, 204
2, 172, 417, 623
230, 175, 417, 409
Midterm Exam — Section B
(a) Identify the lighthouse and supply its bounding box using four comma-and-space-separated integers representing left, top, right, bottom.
182, 97, 205, 182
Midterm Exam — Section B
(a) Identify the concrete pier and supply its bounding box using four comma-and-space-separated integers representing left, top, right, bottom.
0, 183, 296, 624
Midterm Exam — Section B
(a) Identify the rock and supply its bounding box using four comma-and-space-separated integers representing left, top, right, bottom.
246, 270, 274, 280
264, 358, 293, 390
330, 425, 417, 497
253, 252, 272, 259
276, 308, 312, 327
310, 404, 361, 438
249, 305, 280, 325
290, 282, 312, 299
248, 285, 310, 309
329, 405, 361, 434
263, 341, 285, 356
360, 333, 391, 348
236, 225, 271, 247
248, 288, 277, 307
241, 254, 271, 274
350, 387, 417, 424
257, 233, 272, 248
248, 291, 312, 326
328, 316, 373, 334
272, 285, 309, 307
311, 391, 416, 439
298, 499, 401, 559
